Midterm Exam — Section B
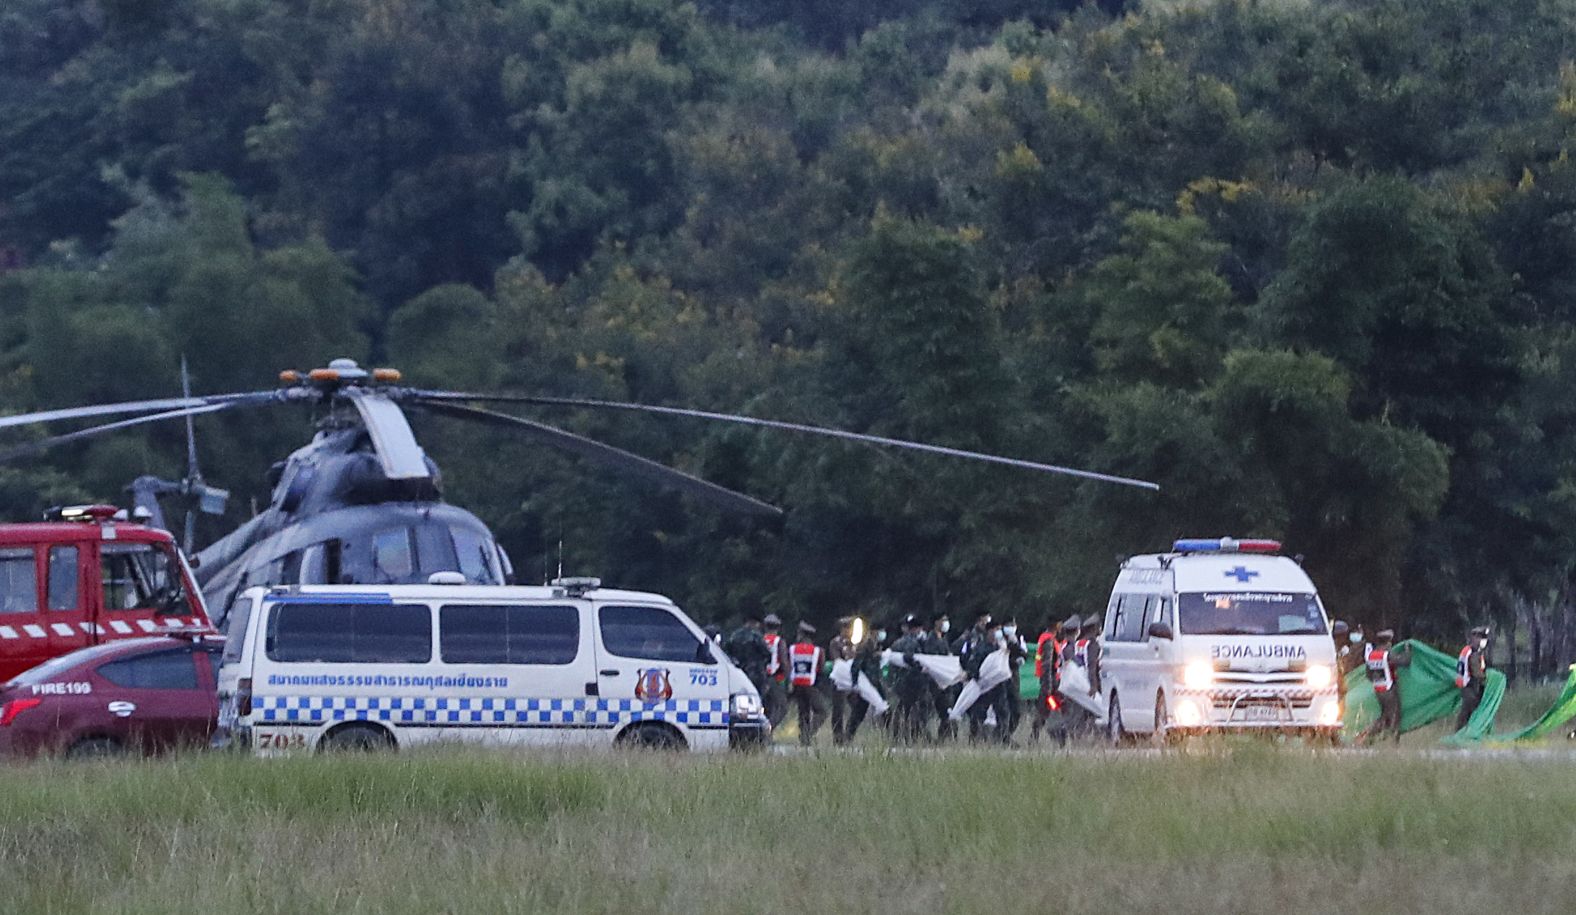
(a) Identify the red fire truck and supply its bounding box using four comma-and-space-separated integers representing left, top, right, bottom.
0, 505, 211, 683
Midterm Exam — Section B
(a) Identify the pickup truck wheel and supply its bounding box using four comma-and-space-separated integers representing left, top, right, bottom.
65, 737, 124, 760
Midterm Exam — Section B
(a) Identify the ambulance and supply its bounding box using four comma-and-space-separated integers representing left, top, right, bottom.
1096, 538, 1341, 742
214, 579, 770, 753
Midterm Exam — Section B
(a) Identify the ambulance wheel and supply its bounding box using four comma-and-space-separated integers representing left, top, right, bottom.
1106, 693, 1127, 746
619, 722, 686, 751
65, 736, 124, 760
319, 724, 394, 753
1153, 692, 1172, 747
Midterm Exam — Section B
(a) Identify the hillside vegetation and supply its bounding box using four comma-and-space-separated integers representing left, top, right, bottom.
4, 0, 1576, 659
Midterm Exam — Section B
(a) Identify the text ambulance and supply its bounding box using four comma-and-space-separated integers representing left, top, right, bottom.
1096, 538, 1341, 742
215, 580, 769, 753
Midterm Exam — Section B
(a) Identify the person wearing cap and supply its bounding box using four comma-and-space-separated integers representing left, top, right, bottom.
925, 612, 958, 741
890, 615, 933, 743
1455, 626, 1491, 730
1358, 629, 1410, 744
762, 614, 790, 727
1032, 615, 1077, 744
788, 621, 827, 746
725, 612, 772, 698
961, 616, 1005, 743
827, 617, 859, 745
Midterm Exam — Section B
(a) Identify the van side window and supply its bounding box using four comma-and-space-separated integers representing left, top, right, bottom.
0, 547, 37, 613
266, 602, 431, 664
439, 604, 579, 665
46, 546, 78, 611
599, 605, 704, 663
97, 651, 199, 689
1118, 595, 1149, 641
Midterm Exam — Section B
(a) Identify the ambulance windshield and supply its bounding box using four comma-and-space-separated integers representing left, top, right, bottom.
1177, 592, 1327, 636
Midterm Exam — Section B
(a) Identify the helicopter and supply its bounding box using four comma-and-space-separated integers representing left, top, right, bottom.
0, 358, 1160, 626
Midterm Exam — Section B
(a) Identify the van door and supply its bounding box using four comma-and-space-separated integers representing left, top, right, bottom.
592, 603, 726, 746
0, 544, 91, 681
434, 602, 594, 747
1101, 593, 1152, 727
1134, 595, 1174, 731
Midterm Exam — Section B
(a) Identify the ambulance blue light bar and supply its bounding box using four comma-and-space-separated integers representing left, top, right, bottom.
1172, 538, 1281, 554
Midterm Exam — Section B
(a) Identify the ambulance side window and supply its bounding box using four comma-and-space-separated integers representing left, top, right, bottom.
266, 601, 432, 664
599, 605, 704, 663
1143, 598, 1171, 639
0, 547, 38, 614
440, 604, 579, 665
47, 546, 78, 611
1110, 594, 1147, 642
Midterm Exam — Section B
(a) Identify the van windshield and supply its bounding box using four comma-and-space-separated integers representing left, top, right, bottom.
1177, 592, 1327, 636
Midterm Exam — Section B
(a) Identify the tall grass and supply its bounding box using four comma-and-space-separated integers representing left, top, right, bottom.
3, 746, 1575, 914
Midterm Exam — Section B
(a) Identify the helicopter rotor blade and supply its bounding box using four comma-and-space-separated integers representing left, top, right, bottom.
0, 397, 275, 464
0, 390, 280, 432
410, 391, 1162, 492
410, 401, 783, 519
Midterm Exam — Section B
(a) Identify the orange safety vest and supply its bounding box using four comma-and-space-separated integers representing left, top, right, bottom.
764, 633, 784, 679
789, 642, 821, 688
1035, 633, 1062, 679
1455, 645, 1474, 689
1366, 647, 1393, 693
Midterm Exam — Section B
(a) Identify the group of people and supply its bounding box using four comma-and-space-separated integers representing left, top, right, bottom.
1334, 621, 1492, 744
721, 609, 1104, 747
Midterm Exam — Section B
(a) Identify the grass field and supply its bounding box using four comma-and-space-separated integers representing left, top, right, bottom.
5, 741, 1576, 915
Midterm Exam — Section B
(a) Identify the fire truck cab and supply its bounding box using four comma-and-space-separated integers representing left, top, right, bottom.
0, 505, 211, 683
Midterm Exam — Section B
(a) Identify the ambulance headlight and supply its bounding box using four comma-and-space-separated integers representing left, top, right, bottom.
1174, 698, 1203, 727
730, 693, 761, 718
1183, 660, 1214, 690
1305, 664, 1333, 689
1317, 699, 1341, 727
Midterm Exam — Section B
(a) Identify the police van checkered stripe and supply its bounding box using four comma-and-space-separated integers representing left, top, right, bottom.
254, 695, 729, 729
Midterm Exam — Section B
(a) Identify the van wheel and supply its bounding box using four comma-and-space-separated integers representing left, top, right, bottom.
1153, 692, 1171, 746
319, 724, 394, 753
65, 737, 124, 760
1106, 693, 1127, 746
619, 722, 686, 751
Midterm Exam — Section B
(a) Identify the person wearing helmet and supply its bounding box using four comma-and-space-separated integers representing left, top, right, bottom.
1455, 626, 1491, 730
761, 613, 790, 727
1358, 629, 1410, 744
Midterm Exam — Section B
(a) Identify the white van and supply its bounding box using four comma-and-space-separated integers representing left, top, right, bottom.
213, 580, 769, 753
1096, 538, 1341, 742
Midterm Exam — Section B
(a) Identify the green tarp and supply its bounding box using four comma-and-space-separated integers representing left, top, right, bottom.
1341, 640, 1576, 744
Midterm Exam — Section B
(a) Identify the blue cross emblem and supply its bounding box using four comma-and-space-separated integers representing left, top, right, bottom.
1225, 566, 1260, 583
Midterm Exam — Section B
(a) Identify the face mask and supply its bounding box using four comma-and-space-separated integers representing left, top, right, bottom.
876, 630, 888, 643
1003, 625, 1017, 638
993, 631, 1006, 646
1349, 632, 1362, 644
940, 621, 951, 634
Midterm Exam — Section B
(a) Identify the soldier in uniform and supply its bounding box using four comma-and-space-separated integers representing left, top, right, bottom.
923, 613, 957, 741
890, 615, 933, 743
724, 612, 771, 697
761, 613, 790, 727
827, 617, 858, 745
1455, 626, 1490, 730
844, 621, 889, 741
788, 621, 827, 746
961, 616, 1003, 743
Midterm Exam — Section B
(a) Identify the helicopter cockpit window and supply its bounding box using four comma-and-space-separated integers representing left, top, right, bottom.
369, 528, 415, 583
452, 528, 501, 584
100, 543, 179, 612
0, 548, 38, 614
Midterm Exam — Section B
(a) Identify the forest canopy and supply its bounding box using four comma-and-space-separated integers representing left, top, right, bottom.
5, 0, 1576, 671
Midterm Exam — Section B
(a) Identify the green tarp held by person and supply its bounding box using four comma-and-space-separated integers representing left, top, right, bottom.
1341, 640, 1504, 741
